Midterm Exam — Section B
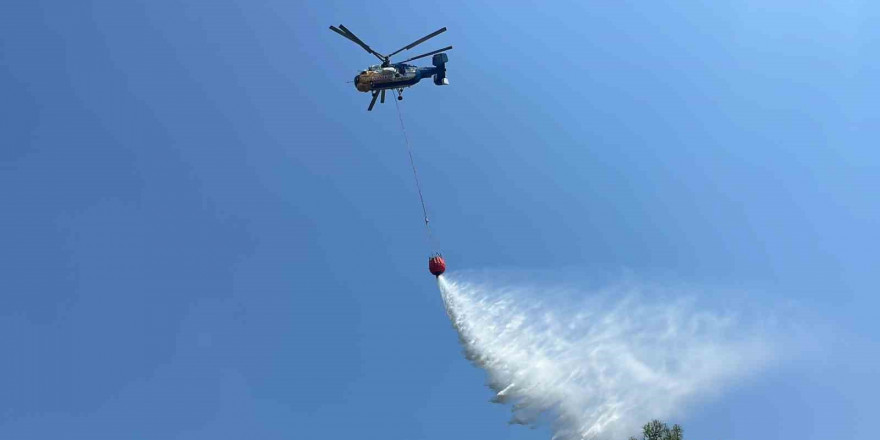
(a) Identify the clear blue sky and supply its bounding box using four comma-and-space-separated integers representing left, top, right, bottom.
1, 0, 877, 438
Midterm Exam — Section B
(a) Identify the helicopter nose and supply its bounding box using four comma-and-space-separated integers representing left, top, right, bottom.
353, 75, 359, 87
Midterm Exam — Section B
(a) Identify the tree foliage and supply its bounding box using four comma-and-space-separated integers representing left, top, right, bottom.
629, 419, 683, 440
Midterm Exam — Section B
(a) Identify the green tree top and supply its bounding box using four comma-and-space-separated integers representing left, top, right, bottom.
629, 419, 683, 440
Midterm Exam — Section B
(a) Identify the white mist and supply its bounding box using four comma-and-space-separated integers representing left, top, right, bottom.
438, 274, 785, 440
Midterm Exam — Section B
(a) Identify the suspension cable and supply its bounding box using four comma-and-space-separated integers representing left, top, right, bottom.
394, 95, 432, 240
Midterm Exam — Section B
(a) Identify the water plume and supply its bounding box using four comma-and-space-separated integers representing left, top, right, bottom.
438, 273, 789, 440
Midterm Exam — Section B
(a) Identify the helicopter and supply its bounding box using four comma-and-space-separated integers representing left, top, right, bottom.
329, 24, 452, 111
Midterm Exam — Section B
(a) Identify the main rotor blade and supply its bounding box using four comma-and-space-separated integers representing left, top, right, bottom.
380, 90, 386, 104
329, 26, 359, 45
386, 27, 447, 59
399, 45, 453, 63
337, 25, 369, 47
329, 25, 385, 62
368, 91, 379, 111
338, 25, 386, 60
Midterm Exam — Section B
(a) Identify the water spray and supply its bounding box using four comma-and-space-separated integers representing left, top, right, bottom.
438, 274, 787, 440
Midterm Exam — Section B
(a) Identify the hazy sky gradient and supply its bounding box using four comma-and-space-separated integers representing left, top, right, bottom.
1, 0, 878, 438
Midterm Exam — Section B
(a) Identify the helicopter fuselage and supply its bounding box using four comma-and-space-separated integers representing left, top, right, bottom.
354, 63, 445, 93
